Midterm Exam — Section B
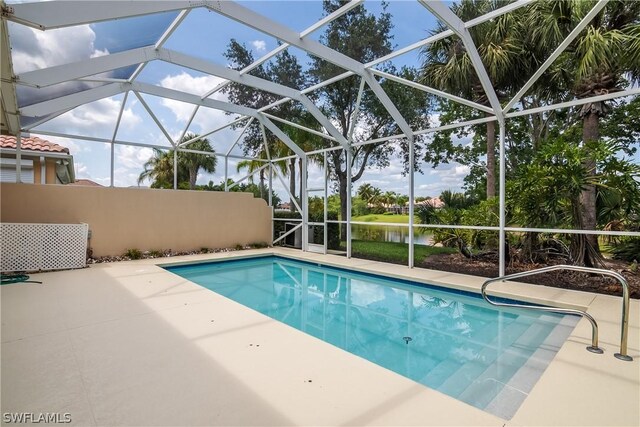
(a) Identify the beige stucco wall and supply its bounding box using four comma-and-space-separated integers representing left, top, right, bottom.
0, 183, 272, 257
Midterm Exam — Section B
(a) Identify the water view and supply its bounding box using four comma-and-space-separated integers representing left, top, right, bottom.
351, 224, 433, 245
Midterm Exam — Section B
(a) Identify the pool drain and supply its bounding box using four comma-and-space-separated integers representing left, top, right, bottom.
403, 336, 412, 345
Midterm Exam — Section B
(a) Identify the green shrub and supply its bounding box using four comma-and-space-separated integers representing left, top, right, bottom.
351, 197, 370, 217
124, 248, 142, 260
370, 206, 386, 214
612, 238, 640, 262
309, 211, 340, 250
149, 250, 162, 258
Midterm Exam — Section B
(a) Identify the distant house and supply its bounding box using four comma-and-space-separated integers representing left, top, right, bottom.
68, 179, 103, 187
0, 135, 75, 184
418, 197, 444, 209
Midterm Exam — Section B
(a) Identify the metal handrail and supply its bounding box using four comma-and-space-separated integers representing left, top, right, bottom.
481, 265, 632, 361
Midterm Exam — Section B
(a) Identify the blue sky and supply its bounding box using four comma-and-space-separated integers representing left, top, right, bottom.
10, 1, 475, 197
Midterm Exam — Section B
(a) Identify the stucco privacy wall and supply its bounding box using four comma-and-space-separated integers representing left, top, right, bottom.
0, 183, 272, 257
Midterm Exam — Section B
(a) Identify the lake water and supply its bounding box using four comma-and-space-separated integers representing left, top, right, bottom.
351, 224, 433, 245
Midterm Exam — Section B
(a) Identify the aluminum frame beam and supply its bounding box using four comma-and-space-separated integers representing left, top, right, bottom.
207, 1, 416, 135
258, 115, 305, 158
262, 113, 336, 142
227, 162, 270, 191
129, 9, 191, 82
181, 116, 249, 149
20, 83, 126, 118
6, 1, 197, 30
110, 91, 129, 187
133, 91, 175, 147
18, 46, 157, 87
1, 18, 20, 134
18, 46, 348, 149
371, 69, 495, 114
224, 118, 254, 156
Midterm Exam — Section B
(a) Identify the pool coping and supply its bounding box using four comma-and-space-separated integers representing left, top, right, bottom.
160, 247, 640, 426
1, 247, 638, 426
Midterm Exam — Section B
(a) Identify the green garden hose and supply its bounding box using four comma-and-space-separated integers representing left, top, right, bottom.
1, 274, 42, 285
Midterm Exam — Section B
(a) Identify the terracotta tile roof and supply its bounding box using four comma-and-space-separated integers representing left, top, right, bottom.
68, 179, 103, 187
0, 135, 69, 154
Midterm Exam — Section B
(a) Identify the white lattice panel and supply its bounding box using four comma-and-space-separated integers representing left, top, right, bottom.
1, 223, 88, 272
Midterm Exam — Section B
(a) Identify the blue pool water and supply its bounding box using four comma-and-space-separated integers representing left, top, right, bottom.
165, 256, 577, 419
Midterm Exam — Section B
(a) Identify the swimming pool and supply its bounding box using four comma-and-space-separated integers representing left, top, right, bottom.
165, 255, 578, 420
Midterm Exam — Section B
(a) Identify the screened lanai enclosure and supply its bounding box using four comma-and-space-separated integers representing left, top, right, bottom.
1, 0, 639, 278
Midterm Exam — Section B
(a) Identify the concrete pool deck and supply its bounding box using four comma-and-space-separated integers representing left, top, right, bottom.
1, 248, 638, 426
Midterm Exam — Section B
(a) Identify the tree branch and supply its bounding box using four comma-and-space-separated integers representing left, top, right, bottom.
352, 144, 376, 182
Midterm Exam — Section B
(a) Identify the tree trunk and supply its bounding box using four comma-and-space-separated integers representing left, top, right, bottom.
289, 158, 296, 212
189, 166, 197, 190
259, 169, 265, 201
486, 119, 496, 199
299, 158, 303, 202
577, 111, 602, 266
339, 176, 348, 241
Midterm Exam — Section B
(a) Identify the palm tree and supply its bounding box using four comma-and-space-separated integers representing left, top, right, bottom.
180, 133, 217, 190
357, 183, 374, 202
397, 194, 409, 213
236, 157, 265, 198
236, 146, 288, 202
370, 187, 383, 208
138, 148, 186, 189
527, 0, 640, 266
440, 190, 471, 210
383, 191, 397, 211
139, 134, 216, 190
420, 0, 528, 200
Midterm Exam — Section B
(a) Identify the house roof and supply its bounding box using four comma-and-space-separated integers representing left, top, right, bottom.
68, 179, 103, 187
416, 198, 444, 208
0, 135, 70, 154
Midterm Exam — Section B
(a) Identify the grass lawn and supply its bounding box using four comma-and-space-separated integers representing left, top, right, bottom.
341, 239, 456, 265
351, 214, 412, 224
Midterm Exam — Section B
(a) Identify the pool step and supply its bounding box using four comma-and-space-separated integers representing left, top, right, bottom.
416, 316, 500, 386
436, 318, 535, 397
483, 315, 579, 419
455, 315, 560, 413
420, 316, 524, 389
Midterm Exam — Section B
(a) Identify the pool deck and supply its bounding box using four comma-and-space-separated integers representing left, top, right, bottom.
1, 247, 638, 426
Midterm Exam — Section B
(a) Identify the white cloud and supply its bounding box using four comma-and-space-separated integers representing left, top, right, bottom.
251, 40, 267, 52
33, 97, 141, 151
116, 145, 154, 170
74, 162, 89, 178
159, 72, 240, 152
90, 48, 110, 59
9, 23, 106, 73
160, 72, 226, 99
159, 72, 230, 125
429, 164, 470, 177
92, 176, 112, 186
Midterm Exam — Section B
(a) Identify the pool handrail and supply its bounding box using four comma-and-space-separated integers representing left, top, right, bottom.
481, 264, 632, 361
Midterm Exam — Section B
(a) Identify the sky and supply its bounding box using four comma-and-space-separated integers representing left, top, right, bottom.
8, 1, 476, 198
